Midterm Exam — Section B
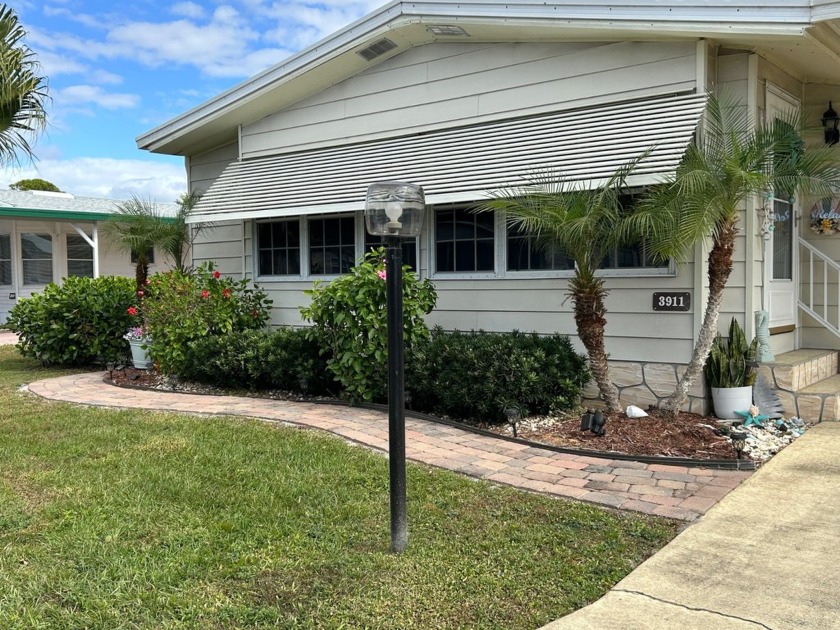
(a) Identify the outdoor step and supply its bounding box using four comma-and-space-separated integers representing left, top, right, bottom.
759, 350, 840, 423
762, 349, 838, 391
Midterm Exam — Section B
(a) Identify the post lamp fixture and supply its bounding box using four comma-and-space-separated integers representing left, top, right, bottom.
364, 181, 425, 553
822, 102, 839, 146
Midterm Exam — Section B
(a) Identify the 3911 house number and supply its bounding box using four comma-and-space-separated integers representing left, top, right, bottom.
652, 292, 691, 311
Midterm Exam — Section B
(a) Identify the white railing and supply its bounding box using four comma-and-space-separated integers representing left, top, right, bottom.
799, 237, 840, 339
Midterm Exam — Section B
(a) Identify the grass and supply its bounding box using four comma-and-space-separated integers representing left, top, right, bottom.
0, 346, 679, 629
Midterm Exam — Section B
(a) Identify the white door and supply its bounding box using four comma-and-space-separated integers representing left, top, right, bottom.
765, 86, 799, 331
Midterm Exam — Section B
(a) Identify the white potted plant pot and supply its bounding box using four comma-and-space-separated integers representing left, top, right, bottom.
128, 338, 153, 369
710, 385, 753, 420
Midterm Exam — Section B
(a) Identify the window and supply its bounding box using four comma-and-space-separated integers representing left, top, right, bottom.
67, 234, 94, 278
0, 235, 11, 286
309, 216, 355, 275
772, 197, 793, 280
130, 247, 155, 264
21, 233, 52, 285
257, 220, 300, 276
364, 233, 418, 270
435, 207, 494, 273
599, 243, 667, 270
507, 225, 574, 271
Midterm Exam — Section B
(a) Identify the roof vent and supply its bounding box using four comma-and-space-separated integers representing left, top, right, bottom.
427, 25, 469, 37
30, 190, 74, 199
356, 38, 398, 62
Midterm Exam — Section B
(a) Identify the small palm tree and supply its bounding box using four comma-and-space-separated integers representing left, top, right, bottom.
161, 191, 214, 273
627, 93, 840, 416
0, 4, 48, 165
101, 196, 172, 290
477, 159, 647, 413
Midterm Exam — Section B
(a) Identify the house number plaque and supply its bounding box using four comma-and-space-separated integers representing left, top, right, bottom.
652, 292, 691, 312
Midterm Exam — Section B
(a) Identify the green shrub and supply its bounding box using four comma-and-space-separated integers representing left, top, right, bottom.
142, 263, 272, 375
408, 328, 590, 422
181, 328, 332, 394
300, 248, 437, 403
8, 275, 137, 366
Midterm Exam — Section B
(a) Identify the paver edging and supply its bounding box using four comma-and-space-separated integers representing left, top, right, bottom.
105, 377, 758, 472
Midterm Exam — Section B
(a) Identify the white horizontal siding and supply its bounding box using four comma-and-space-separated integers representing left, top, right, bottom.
189, 142, 239, 195
242, 41, 697, 159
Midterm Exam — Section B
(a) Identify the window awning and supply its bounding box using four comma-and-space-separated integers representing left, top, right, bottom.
188, 92, 706, 224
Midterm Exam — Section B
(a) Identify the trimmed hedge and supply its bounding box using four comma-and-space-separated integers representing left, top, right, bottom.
8, 275, 138, 366
407, 328, 590, 422
180, 328, 332, 395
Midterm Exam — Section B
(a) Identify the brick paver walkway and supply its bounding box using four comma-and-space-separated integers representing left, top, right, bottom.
28, 372, 752, 522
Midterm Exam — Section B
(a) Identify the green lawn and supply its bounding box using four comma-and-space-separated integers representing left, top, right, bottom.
0, 346, 678, 629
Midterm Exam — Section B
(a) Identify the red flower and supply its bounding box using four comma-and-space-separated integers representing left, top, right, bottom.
201, 290, 210, 299
222, 288, 232, 299
212, 270, 221, 279
127, 306, 138, 316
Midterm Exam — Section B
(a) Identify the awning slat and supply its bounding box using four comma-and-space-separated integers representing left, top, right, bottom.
188, 92, 706, 223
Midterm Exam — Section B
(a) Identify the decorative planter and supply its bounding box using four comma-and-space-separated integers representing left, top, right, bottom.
128, 338, 153, 369
710, 385, 753, 420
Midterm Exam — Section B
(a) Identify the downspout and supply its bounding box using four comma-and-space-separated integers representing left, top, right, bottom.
745, 54, 759, 340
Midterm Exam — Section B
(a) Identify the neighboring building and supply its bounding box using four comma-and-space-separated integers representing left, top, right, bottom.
0, 189, 177, 322
137, 1, 840, 418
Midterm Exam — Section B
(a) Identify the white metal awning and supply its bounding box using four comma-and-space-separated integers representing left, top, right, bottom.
187, 92, 706, 223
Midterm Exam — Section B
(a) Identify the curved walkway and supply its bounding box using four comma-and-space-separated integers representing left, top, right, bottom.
27, 372, 752, 522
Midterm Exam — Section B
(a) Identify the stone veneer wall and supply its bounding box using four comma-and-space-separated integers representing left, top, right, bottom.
582, 360, 708, 415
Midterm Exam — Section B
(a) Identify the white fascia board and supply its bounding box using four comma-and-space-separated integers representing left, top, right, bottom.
142, 0, 817, 155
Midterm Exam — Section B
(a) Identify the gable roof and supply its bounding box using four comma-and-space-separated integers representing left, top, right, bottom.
138, 0, 840, 157
0, 189, 179, 222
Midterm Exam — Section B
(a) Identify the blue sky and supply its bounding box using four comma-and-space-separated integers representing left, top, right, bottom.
1, 0, 381, 202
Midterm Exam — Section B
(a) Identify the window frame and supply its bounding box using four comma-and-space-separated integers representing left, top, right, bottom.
20, 232, 53, 286
66, 233, 95, 279
0, 234, 12, 287
254, 212, 420, 281
429, 204, 674, 280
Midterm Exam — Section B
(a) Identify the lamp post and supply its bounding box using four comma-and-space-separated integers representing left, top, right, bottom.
364, 181, 425, 553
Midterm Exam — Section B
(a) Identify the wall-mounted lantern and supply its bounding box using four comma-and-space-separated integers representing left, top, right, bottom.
822, 102, 839, 146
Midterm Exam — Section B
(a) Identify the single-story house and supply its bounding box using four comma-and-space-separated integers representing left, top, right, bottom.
0, 189, 177, 321
136, 0, 840, 419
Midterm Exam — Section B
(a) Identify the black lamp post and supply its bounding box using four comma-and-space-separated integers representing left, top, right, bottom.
822, 102, 839, 146
730, 431, 748, 459
365, 181, 425, 553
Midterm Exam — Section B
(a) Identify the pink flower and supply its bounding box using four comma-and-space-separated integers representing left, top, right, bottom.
127, 306, 138, 316
377, 270, 387, 280
201, 290, 210, 299
137, 290, 144, 298
212, 270, 221, 279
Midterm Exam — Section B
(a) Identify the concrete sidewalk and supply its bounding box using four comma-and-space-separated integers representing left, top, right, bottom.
0, 330, 17, 345
543, 421, 840, 630
27, 372, 752, 522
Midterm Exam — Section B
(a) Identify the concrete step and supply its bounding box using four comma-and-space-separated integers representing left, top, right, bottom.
759, 349, 840, 422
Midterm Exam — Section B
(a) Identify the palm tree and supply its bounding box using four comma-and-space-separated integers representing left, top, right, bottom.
161, 191, 214, 273
101, 196, 172, 290
476, 160, 647, 413
627, 93, 840, 416
0, 4, 48, 165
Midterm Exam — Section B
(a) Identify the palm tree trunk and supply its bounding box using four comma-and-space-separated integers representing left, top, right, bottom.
572, 275, 621, 413
661, 221, 738, 416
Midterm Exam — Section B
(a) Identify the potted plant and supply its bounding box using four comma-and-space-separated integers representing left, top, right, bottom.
124, 325, 153, 369
704, 317, 758, 419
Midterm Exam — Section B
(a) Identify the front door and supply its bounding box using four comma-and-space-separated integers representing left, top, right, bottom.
765, 86, 799, 331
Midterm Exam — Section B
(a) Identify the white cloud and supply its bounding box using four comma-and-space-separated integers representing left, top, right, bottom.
170, 2, 206, 19
57, 85, 140, 109
1, 157, 187, 203
35, 49, 86, 76
90, 69, 123, 85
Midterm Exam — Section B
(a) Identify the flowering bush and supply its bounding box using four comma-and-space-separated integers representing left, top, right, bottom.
142, 262, 272, 375
300, 248, 437, 402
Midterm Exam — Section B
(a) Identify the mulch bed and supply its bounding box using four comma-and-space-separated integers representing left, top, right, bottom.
490, 409, 737, 460
107, 367, 738, 461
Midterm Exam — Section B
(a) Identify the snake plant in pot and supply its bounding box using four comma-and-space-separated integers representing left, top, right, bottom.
704, 317, 759, 419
